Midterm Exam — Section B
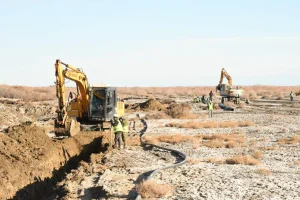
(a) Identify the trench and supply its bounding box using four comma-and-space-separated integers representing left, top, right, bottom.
12, 136, 109, 200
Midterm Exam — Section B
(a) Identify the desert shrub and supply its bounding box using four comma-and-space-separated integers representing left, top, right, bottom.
260, 146, 278, 151
201, 133, 246, 148
144, 133, 246, 148
277, 135, 300, 145
204, 155, 260, 165
225, 155, 260, 165
252, 150, 263, 160
166, 120, 254, 129
144, 134, 193, 145
136, 180, 173, 198
255, 168, 272, 176
0, 85, 76, 101
186, 158, 201, 165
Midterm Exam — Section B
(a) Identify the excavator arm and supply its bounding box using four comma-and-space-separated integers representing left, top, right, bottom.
216, 68, 233, 91
55, 59, 90, 124
219, 68, 232, 86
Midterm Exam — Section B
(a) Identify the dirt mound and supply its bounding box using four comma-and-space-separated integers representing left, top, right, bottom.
140, 99, 166, 111
0, 101, 56, 131
0, 124, 111, 200
166, 103, 192, 118
126, 98, 166, 111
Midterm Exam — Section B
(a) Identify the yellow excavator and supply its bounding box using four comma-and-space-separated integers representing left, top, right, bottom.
54, 59, 125, 137
216, 68, 244, 104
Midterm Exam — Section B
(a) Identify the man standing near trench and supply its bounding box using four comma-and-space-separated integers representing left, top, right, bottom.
120, 116, 128, 149
208, 101, 213, 117
290, 91, 294, 101
209, 91, 213, 101
111, 114, 123, 150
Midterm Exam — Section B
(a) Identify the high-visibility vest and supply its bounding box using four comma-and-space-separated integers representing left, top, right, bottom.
208, 103, 213, 110
123, 125, 128, 132
290, 93, 294, 97
121, 118, 129, 132
113, 120, 123, 133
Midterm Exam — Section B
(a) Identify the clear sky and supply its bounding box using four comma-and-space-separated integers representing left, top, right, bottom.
1, 0, 300, 87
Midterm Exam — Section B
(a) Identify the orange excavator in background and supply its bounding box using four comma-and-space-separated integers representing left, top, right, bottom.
54, 59, 125, 137
216, 68, 244, 104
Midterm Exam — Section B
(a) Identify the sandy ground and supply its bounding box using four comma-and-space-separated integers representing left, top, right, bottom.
1, 97, 300, 199
43, 97, 300, 200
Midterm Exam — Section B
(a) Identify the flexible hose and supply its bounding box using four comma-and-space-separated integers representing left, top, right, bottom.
135, 118, 186, 200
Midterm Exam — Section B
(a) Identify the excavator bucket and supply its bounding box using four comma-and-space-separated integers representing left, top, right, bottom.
69, 119, 81, 136
54, 118, 81, 137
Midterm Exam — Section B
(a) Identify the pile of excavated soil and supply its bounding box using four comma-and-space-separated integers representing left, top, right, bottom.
0, 101, 56, 131
126, 98, 166, 111
0, 123, 111, 200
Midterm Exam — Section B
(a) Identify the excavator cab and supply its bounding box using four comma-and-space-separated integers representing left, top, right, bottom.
89, 87, 117, 122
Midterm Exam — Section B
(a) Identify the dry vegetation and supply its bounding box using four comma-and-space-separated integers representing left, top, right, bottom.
126, 136, 141, 146
255, 168, 272, 176
294, 160, 300, 165
144, 134, 193, 145
186, 158, 201, 165
118, 86, 300, 99
143, 133, 246, 149
2, 85, 298, 101
252, 150, 264, 160
0, 85, 75, 101
166, 120, 254, 129
260, 146, 279, 151
225, 155, 260, 165
277, 135, 300, 145
136, 180, 173, 198
205, 155, 260, 165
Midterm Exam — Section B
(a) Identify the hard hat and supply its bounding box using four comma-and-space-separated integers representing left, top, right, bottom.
113, 114, 118, 118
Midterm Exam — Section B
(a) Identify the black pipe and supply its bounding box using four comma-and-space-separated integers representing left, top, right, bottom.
135, 118, 186, 200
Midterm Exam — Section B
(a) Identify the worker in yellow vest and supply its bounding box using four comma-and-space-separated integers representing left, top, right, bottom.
290, 91, 294, 101
111, 114, 123, 150
208, 101, 213, 117
120, 116, 128, 149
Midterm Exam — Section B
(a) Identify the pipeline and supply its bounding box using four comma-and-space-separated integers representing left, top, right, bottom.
135, 118, 187, 200
218, 103, 235, 111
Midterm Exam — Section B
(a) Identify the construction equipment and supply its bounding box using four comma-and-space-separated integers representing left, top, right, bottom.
54, 59, 125, 137
216, 68, 244, 104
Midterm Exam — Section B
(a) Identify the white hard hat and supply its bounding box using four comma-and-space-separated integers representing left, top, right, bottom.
113, 114, 118, 118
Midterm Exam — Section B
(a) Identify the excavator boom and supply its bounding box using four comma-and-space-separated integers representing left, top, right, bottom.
219, 68, 232, 86
55, 59, 90, 123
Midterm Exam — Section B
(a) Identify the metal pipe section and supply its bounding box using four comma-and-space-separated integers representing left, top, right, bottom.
218, 103, 234, 111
